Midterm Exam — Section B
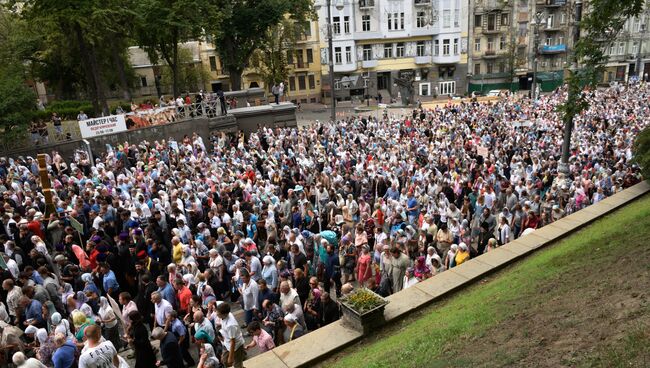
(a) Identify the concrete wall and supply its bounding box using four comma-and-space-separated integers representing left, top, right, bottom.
4, 104, 297, 160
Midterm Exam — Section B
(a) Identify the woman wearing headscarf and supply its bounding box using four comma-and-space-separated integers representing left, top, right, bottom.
34, 328, 56, 364
261, 255, 278, 291
304, 288, 322, 331
98, 297, 121, 351
51, 312, 73, 339
201, 285, 217, 308
356, 246, 372, 285
413, 256, 432, 280
126, 310, 156, 368
72, 311, 93, 343
60, 283, 74, 311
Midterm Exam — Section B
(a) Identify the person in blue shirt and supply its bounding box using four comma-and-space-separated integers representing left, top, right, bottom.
52, 334, 77, 368
167, 310, 195, 367
322, 244, 342, 297
156, 276, 177, 308
406, 192, 420, 225
20, 296, 45, 328
383, 183, 400, 201
99, 263, 120, 299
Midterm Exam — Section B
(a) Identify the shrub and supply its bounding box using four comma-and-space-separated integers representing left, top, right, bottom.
633, 126, 650, 180
340, 288, 386, 314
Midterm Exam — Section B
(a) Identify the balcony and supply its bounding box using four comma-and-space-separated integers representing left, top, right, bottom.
482, 26, 505, 34
432, 53, 460, 64
359, 0, 374, 9
361, 59, 378, 68
414, 0, 430, 6
293, 62, 311, 70
414, 55, 431, 64
483, 50, 499, 58
542, 0, 567, 7
540, 44, 566, 54
542, 23, 564, 32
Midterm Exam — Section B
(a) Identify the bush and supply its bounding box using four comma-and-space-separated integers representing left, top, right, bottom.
47, 100, 92, 110
33, 101, 132, 121
633, 126, 650, 180
340, 288, 386, 314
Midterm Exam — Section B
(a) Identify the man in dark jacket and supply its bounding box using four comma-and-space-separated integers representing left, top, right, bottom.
152, 327, 184, 368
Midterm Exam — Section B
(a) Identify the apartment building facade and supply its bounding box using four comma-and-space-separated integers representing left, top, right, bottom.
316, 0, 469, 103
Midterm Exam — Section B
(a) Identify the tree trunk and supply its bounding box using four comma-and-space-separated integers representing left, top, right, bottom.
172, 29, 179, 98
228, 66, 243, 91
74, 24, 100, 116
87, 44, 110, 116
111, 42, 132, 101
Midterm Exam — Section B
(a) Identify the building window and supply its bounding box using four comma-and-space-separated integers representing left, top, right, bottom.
417, 11, 426, 28
416, 41, 425, 56
298, 75, 306, 90
618, 42, 625, 55
344, 16, 350, 33
439, 81, 456, 95
454, 9, 460, 27
558, 35, 564, 45
453, 38, 459, 55
487, 62, 494, 74
396, 42, 405, 57
289, 76, 296, 91
363, 45, 373, 61
419, 82, 431, 96
609, 44, 616, 55
334, 47, 342, 64
333, 16, 341, 34
498, 62, 505, 73
362, 15, 371, 31
384, 43, 393, 58
547, 14, 554, 28
474, 38, 481, 52
140, 76, 148, 87
487, 37, 494, 51
287, 50, 293, 64
308, 75, 315, 89
345, 46, 352, 63
306, 49, 313, 63
389, 12, 404, 30
443, 10, 451, 28
474, 14, 482, 28
387, 13, 392, 30
487, 14, 496, 31
400, 12, 405, 29
545, 36, 552, 46
434, 39, 439, 55
474, 63, 481, 75
632, 41, 639, 55
443, 39, 450, 55
560, 13, 566, 24
209, 56, 217, 72
499, 36, 506, 50
501, 13, 509, 26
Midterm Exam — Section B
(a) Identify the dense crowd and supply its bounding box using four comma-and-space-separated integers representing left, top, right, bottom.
0, 82, 646, 368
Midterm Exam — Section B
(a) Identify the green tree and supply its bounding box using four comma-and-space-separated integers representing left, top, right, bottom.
250, 19, 307, 89
558, 0, 645, 170
133, 0, 211, 98
160, 47, 209, 93
0, 64, 37, 142
207, 0, 313, 91
633, 126, 650, 180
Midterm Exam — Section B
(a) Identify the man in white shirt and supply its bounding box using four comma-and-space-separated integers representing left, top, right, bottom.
216, 303, 245, 368
193, 310, 216, 342
151, 291, 173, 328
78, 325, 119, 368
2, 279, 22, 322
238, 270, 258, 327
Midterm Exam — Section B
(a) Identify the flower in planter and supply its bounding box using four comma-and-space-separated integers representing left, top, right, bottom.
340, 288, 387, 314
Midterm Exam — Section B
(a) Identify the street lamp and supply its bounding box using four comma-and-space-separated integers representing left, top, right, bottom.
636, 23, 647, 81
314, 0, 344, 122
530, 11, 543, 100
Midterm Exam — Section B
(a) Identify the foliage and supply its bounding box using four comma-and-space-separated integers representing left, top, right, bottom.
207, 0, 313, 91
250, 19, 306, 89
0, 64, 37, 140
632, 126, 650, 180
160, 47, 209, 94
327, 196, 650, 368
558, 0, 645, 127
340, 288, 386, 314
133, 0, 212, 97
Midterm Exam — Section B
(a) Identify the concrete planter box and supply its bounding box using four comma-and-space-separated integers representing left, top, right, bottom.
340, 289, 388, 334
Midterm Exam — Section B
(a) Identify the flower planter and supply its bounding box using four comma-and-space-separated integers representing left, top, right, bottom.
339, 289, 389, 334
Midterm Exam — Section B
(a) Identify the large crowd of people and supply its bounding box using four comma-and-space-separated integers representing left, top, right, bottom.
0, 82, 646, 368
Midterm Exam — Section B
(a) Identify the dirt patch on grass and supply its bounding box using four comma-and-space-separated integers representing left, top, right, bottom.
452, 232, 650, 367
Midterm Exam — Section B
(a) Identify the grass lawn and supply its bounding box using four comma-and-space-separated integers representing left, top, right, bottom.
319, 194, 650, 368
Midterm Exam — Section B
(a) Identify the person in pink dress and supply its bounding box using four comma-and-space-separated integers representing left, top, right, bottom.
356, 246, 372, 285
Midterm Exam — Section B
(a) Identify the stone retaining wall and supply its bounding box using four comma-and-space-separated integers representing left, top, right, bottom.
244, 181, 650, 368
